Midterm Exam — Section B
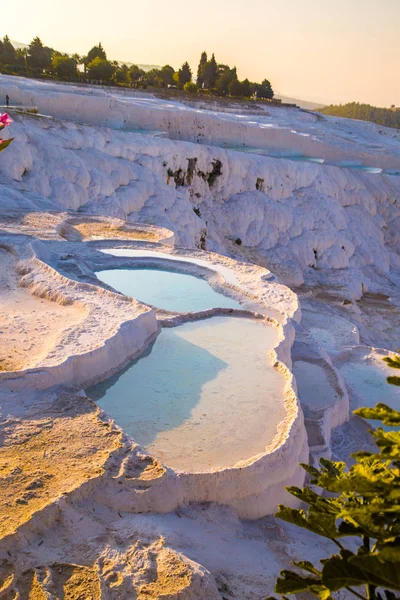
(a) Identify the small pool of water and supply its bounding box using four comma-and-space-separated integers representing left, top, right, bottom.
293, 361, 340, 409
223, 145, 324, 164
100, 249, 240, 287
120, 128, 168, 138
96, 268, 241, 312
87, 317, 285, 471
338, 164, 383, 174
339, 356, 400, 430
339, 360, 399, 411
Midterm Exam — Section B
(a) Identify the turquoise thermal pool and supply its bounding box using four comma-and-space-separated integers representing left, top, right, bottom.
87, 317, 285, 471
339, 360, 400, 412
96, 267, 241, 312
293, 361, 341, 409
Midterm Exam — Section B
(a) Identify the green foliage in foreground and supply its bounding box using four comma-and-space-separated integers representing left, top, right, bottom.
383, 354, 400, 387
319, 102, 400, 130
267, 355, 400, 600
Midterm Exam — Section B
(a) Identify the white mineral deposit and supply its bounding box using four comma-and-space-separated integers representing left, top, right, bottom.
0, 71, 399, 599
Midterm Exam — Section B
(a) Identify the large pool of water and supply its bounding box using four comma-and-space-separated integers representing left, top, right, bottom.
87, 317, 285, 471
96, 267, 241, 312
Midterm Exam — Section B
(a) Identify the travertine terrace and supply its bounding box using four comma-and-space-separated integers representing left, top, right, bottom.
0, 75, 399, 598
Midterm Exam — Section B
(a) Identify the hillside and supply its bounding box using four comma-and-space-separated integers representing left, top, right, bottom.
319, 101, 400, 129
0, 74, 399, 599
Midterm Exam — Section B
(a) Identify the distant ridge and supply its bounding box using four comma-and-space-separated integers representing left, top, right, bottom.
120, 62, 161, 72
319, 102, 400, 130
276, 94, 324, 110
10, 40, 28, 49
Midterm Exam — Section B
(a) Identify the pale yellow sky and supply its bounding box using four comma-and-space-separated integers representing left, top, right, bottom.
4, 0, 400, 106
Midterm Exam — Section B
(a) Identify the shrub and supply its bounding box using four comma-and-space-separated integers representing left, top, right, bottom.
184, 81, 197, 94
267, 352, 400, 600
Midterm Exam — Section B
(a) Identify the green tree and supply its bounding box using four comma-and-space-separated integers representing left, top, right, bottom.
129, 64, 145, 86
27, 37, 52, 71
144, 68, 163, 87
86, 42, 107, 63
83, 43, 107, 74
178, 62, 192, 87
52, 54, 77, 79
86, 57, 114, 82
268, 354, 400, 600
114, 63, 130, 84
159, 65, 175, 87
260, 78, 274, 99
197, 51, 207, 88
0, 36, 17, 65
241, 78, 251, 98
15, 47, 27, 69
228, 78, 244, 98
215, 66, 237, 96
184, 81, 197, 94
204, 53, 218, 88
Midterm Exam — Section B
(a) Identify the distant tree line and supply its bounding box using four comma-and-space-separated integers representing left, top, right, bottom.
319, 102, 400, 130
0, 36, 274, 100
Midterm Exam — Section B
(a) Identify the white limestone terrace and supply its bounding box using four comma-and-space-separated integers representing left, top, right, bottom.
0, 105, 399, 302
1, 74, 400, 170
0, 77, 399, 597
64, 235, 309, 518
97, 244, 296, 321
0, 211, 308, 519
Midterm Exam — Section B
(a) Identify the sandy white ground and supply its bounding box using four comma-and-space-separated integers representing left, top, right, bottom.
0, 78, 399, 598
0, 247, 86, 371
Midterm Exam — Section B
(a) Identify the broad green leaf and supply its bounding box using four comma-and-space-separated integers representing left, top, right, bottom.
275, 506, 339, 540
275, 570, 321, 594
319, 458, 346, 478
300, 463, 322, 479
349, 555, 400, 591
308, 585, 333, 600
285, 486, 341, 514
371, 546, 400, 562
322, 554, 374, 590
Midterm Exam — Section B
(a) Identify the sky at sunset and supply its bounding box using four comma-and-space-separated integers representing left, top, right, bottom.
4, 0, 400, 106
